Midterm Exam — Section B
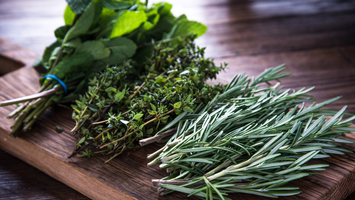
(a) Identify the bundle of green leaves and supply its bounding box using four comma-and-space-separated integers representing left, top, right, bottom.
145, 66, 355, 199
70, 35, 226, 161
0, 0, 208, 136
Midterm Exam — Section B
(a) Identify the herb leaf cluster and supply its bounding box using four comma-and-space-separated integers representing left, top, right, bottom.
0, 0, 208, 136
145, 66, 355, 199
70, 36, 226, 161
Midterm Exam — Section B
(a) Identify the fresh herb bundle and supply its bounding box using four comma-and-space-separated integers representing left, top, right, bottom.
70, 35, 226, 161
0, 0, 207, 136
145, 66, 355, 199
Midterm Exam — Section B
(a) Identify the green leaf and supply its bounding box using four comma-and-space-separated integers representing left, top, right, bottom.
77, 41, 110, 60
64, 0, 101, 43
166, 20, 207, 39
66, 0, 91, 14
55, 25, 71, 40
42, 40, 61, 64
174, 102, 182, 109
143, 9, 160, 31
78, 137, 86, 144
150, 103, 156, 111
103, 0, 134, 10
87, 104, 98, 112
105, 87, 117, 93
183, 106, 194, 113
101, 37, 137, 65
156, 76, 167, 83
114, 89, 125, 102
109, 10, 147, 38
52, 52, 94, 80
63, 38, 82, 48
64, 5, 76, 26
153, 2, 172, 16
134, 112, 144, 120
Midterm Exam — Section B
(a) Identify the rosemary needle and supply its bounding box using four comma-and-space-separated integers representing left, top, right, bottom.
145, 66, 355, 199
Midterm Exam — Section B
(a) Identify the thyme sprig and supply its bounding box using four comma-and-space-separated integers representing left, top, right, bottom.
70, 36, 226, 161
146, 66, 355, 199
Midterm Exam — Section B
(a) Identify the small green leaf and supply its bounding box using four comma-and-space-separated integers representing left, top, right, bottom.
139, 124, 144, 130
55, 26, 70, 40
156, 76, 167, 84
63, 5, 76, 26
174, 102, 182, 109
150, 103, 156, 111
105, 87, 117, 93
42, 40, 61, 64
114, 89, 125, 102
87, 104, 98, 112
183, 106, 193, 113
148, 110, 157, 115
134, 112, 144, 120
78, 137, 86, 144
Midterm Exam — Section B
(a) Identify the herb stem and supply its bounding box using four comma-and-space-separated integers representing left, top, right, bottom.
139, 128, 177, 146
7, 102, 29, 119
95, 128, 114, 141
48, 46, 63, 75
0, 88, 57, 107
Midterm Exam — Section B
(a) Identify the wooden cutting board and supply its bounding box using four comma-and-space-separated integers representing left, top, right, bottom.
1, 38, 355, 200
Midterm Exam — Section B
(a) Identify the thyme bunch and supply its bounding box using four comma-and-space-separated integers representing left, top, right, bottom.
146, 66, 355, 199
70, 36, 226, 161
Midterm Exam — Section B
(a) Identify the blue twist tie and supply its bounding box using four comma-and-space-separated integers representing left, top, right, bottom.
43, 74, 68, 94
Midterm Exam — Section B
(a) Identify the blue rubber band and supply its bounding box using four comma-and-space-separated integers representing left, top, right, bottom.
43, 74, 68, 94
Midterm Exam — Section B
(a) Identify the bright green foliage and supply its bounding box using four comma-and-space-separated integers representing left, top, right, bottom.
64, 5, 75, 25
109, 10, 148, 38
2, 0, 209, 136
70, 36, 226, 161
147, 66, 355, 199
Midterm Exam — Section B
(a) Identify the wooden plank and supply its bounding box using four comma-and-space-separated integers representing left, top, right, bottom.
0, 150, 87, 199
1, 39, 355, 200
0, 38, 38, 75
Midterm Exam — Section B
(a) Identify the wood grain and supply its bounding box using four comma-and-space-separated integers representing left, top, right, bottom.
1, 0, 355, 199
1, 66, 355, 200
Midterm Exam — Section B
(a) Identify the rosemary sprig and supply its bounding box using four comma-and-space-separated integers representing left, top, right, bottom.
145, 66, 355, 199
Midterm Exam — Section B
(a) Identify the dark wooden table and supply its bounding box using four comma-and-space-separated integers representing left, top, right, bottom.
1, 0, 355, 199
